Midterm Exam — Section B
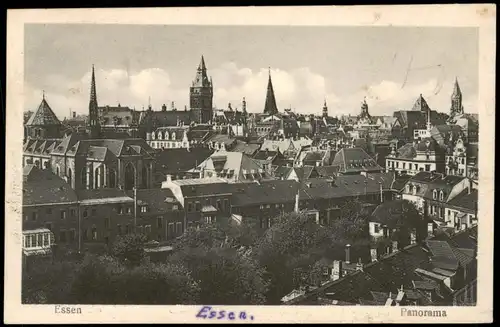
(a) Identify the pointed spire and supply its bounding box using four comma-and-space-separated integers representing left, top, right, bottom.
452, 77, 462, 98
199, 55, 207, 71
90, 64, 97, 104
264, 67, 278, 115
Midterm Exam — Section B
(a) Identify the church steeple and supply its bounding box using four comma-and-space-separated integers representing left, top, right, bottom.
190, 55, 213, 123
87, 64, 101, 138
322, 98, 328, 118
450, 77, 464, 116
263, 67, 278, 115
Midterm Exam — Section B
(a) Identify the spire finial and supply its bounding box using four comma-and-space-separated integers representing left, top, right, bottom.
42, 90, 45, 100
268, 67, 271, 77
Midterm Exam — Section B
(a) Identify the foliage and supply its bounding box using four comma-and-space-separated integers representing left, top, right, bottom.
254, 212, 331, 304
110, 233, 148, 266
22, 256, 80, 304
170, 223, 268, 304
328, 198, 371, 247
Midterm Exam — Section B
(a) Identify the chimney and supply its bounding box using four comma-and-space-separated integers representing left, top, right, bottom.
370, 248, 378, 262
395, 285, 405, 305
345, 244, 351, 264
294, 191, 300, 213
166, 174, 172, 183
72, 111, 76, 118
162, 104, 167, 112
392, 240, 398, 253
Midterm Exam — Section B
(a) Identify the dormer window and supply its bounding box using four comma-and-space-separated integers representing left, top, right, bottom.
439, 191, 445, 201
433, 190, 438, 200
172, 132, 176, 140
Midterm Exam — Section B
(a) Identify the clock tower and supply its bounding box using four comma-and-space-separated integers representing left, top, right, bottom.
190, 55, 213, 124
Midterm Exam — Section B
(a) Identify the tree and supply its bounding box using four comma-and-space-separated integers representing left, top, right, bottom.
253, 212, 331, 304
110, 233, 148, 266
170, 223, 268, 304
329, 198, 371, 247
370, 199, 423, 247
22, 257, 80, 304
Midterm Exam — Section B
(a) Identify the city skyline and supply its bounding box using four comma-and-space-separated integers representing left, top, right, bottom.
25, 24, 478, 118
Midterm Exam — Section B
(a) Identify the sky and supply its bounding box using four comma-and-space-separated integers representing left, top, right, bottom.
24, 24, 478, 119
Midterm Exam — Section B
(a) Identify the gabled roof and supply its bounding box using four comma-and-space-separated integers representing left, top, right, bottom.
26, 97, 61, 126
412, 94, 431, 112
331, 148, 382, 173
446, 189, 477, 213
22, 165, 78, 206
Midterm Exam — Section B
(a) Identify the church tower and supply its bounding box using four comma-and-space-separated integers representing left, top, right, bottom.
450, 77, 464, 117
190, 55, 213, 124
322, 99, 329, 118
263, 68, 279, 115
87, 65, 101, 139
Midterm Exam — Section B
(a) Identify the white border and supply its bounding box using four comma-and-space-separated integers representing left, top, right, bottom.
5, 5, 495, 323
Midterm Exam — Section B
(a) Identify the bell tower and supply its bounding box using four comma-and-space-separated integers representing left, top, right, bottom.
190, 55, 213, 124
87, 65, 101, 139
450, 77, 464, 117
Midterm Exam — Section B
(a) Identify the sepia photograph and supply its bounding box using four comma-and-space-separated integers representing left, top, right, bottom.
5, 5, 495, 324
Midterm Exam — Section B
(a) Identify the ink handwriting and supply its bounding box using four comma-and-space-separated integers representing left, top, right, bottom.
196, 306, 255, 321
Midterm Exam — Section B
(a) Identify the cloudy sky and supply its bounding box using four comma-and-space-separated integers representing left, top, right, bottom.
24, 24, 478, 119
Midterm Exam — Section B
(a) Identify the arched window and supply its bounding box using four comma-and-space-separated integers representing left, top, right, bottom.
56, 165, 60, 176
124, 162, 136, 190
34, 160, 40, 168
440, 191, 445, 201
109, 169, 117, 188
433, 190, 437, 200
172, 132, 176, 140
165, 132, 169, 140
43, 161, 49, 169
81, 168, 87, 189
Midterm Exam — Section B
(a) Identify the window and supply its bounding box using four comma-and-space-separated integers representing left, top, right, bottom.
195, 202, 201, 212
223, 199, 229, 211
43, 233, 49, 246
126, 207, 132, 214
46, 208, 52, 214
31, 212, 38, 221
141, 206, 148, 213
31, 235, 37, 247
173, 204, 178, 210
216, 200, 222, 210
83, 209, 88, 218
425, 164, 431, 172
176, 222, 182, 234
104, 218, 110, 229
157, 217, 163, 228
117, 205, 124, 214
168, 223, 175, 239
402, 163, 406, 169
24, 215, 28, 221
374, 224, 380, 234
59, 230, 67, 243
92, 227, 98, 240
433, 190, 437, 200
70, 209, 76, 217
60, 210, 67, 220
439, 191, 444, 201
259, 205, 264, 210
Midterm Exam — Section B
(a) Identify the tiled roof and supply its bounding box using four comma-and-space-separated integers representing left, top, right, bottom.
22, 165, 78, 206
139, 110, 192, 128
446, 189, 477, 212
131, 188, 181, 213
231, 180, 301, 207
197, 151, 266, 182
314, 165, 340, 178
231, 140, 261, 156
26, 98, 61, 126
253, 150, 279, 161
405, 172, 466, 202
76, 189, 131, 201
291, 166, 315, 181
390, 174, 412, 191
155, 148, 215, 174
331, 148, 382, 173
179, 182, 231, 198
205, 133, 237, 146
